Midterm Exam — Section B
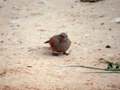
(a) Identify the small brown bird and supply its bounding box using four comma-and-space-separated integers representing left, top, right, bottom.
45, 33, 71, 56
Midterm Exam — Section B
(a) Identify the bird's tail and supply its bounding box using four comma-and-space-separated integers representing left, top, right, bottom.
44, 40, 49, 43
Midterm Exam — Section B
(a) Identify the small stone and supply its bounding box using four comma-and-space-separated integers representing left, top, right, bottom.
109, 28, 112, 31
105, 45, 111, 48
0, 70, 7, 76
0, 40, 4, 43
75, 0, 79, 3
99, 58, 104, 60
18, 41, 22, 44
37, 29, 46, 32
80, 0, 102, 2
100, 22, 104, 25
98, 48, 102, 51
27, 66, 32, 68
118, 53, 120, 56
71, 6, 74, 8
3, 0, 7, 2
16, 24, 20, 27
99, 15, 104, 18
0, 6, 2, 8
1, 33, 4, 36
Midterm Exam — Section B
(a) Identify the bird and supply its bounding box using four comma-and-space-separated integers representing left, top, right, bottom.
44, 33, 71, 56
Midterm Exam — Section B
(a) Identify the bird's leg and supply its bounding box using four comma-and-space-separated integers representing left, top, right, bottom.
63, 52, 69, 55
52, 51, 59, 56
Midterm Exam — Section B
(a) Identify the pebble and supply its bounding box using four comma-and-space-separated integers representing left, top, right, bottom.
0, 40, 4, 43
109, 28, 112, 31
105, 45, 111, 48
100, 22, 104, 25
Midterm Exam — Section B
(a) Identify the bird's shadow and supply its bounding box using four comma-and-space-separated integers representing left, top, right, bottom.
42, 46, 64, 56
27, 46, 52, 56
27, 46, 68, 57
42, 46, 53, 56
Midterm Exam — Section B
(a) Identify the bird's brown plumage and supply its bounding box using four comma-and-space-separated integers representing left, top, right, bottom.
45, 33, 71, 55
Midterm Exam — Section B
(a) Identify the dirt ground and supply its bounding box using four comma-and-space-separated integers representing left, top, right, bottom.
0, 0, 120, 90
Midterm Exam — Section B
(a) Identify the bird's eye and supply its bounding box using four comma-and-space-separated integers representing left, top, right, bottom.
60, 35, 65, 38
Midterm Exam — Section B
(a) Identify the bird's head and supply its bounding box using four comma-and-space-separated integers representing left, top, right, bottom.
59, 33, 68, 42
59, 33, 68, 38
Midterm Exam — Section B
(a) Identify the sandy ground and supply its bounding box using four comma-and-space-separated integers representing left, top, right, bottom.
0, 0, 120, 90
